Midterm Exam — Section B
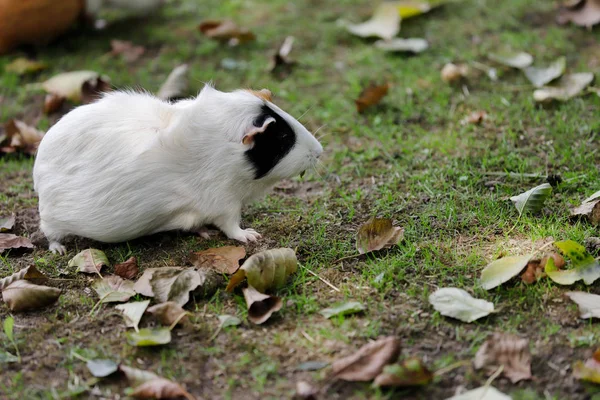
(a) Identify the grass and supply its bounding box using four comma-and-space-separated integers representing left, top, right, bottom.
1, 0, 600, 398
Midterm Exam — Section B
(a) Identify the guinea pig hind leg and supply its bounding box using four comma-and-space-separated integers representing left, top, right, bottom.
213, 214, 262, 243
49, 241, 67, 255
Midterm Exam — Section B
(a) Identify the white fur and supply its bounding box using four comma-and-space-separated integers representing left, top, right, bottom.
33, 86, 323, 254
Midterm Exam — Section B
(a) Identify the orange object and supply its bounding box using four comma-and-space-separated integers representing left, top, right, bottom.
0, 0, 84, 54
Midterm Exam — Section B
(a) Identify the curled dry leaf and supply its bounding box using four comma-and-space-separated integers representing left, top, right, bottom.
147, 301, 189, 326
0, 264, 47, 290
43, 94, 66, 115
198, 20, 256, 46
346, 2, 400, 40
114, 257, 139, 280
269, 36, 296, 75
2, 120, 45, 155
534, 73, 594, 102
0, 233, 34, 252
557, 0, 600, 27
572, 349, 600, 384
157, 64, 189, 101
445, 386, 512, 400
149, 267, 205, 306
110, 39, 145, 63
375, 38, 428, 53
68, 249, 109, 274
190, 246, 245, 274
41, 71, 110, 103
480, 254, 532, 290
571, 195, 600, 225
488, 51, 533, 69
474, 332, 532, 383
510, 183, 552, 216
115, 300, 150, 331
320, 301, 365, 319
0, 214, 15, 232
120, 365, 195, 400
355, 83, 390, 113
332, 336, 401, 381
356, 217, 404, 254
93, 275, 136, 303
583, 190, 600, 204
226, 248, 297, 293
565, 291, 600, 319
243, 286, 283, 325
5, 58, 47, 75
373, 358, 433, 387
81, 76, 111, 104
545, 240, 600, 285
126, 327, 172, 347
428, 288, 494, 323
441, 63, 469, 83
2, 280, 61, 312
524, 57, 566, 88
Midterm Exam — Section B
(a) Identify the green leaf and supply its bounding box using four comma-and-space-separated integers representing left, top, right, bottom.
545, 240, 600, 285
126, 328, 171, 347
69, 249, 110, 274
524, 57, 566, 87
428, 288, 494, 322
510, 183, 552, 216
0, 350, 19, 363
373, 358, 433, 387
320, 301, 366, 319
5, 58, 47, 75
480, 254, 532, 290
87, 359, 119, 378
488, 51, 533, 69
115, 300, 150, 331
227, 248, 298, 292
3, 316, 14, 342
534, 73, 594, 102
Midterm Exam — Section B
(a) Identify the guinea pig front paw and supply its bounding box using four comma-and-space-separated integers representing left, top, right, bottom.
49, 241, 67, 255
229, 228, 262, 243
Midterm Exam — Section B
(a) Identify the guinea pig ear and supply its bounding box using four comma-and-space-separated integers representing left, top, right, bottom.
242, 116, 275, 145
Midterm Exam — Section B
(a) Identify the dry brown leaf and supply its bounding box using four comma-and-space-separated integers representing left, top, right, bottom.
557, 0, 600, 27
463, 111, 487, 125
114, 257, 139, 280
332, 337, 401, 381
81, 76, 111, 104
110, 39, 145, 63
198, 20, 256, 46
441, 63, 469, 83
68, 249, 109, 274
356, 217, 404, 254
120, 366, 195, 400
43, 94, 66, 114
157, 64, 189, 101
243, 285, 283, 324
0, 214, 15, 232
190, 246, 245, 274
474, 333, 532, 383
268, 36, 296, 75
2, 280, 61, 312
150, 267, 204, 306
146, 301, 189, 326
93, 275, 136, 303
355, 83, 390, 113
573, 349, 600, 384
0, 233, 34, 252
571, 199, 600, 225
41, 71, 109, 103
0, 264, 47, 290
2, 120, 45, 155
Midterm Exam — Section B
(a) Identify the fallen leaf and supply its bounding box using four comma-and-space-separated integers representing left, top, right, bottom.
565, 291, 600, 319
147, 302, 189, 326
480, 254, 532, 290
0, 350, 19, 363
2, 120, 45, 155
474, 333, 532, 383
198, 20, 256, 46
81, 76, 111, 104
440, 63, 469, 83
133, 268, 156, 297
268, 36, 296, 75
534, 73, 594, 102
428, 288, 494, 322
355, 83, 390, 113
375, 38, 429, 53
3, 316, 14, 342
332, 336, 401, 381
571, 194, 600, 225
296, 361, 329, 371
2, 280, 61, 312
41, 71, 110, 103
68, 249, 109, 274
0, 264, 47, 290
110, 40, 145, 62
115, 300, 150, 331
0, 233, 33, 253
583, 190, 600, 204
295, 380, 318, 400
373, 358, 433, 387
218, 314, 242, 328
5, 58, 47, 75
524, 57, 566, 87
226, 248, 297, 293
573, 349, 600, 384
545, 240, 600, 285
397, 1, 445, 19
131, 377, 195, 400
510, 183, 552, 216
120, 365, 161, 383
149, 267, 205, 306
320, 301, 365, 319
114, 257, 139, 280
346, 2, 400, 40
87, 359, 119, 378
0, 214, 15, 232
93, 275, 136, 303
445, 386, 512, 400
462, 110, 487, 125
190, 246, 245, 274
243, 286, 283, 324
557, 0, 600, 27
126, 327, 172, 347
356, 217, 404, 254
157, 64, 189, 101
43, 94, 66, 114
488, 51, 533, 69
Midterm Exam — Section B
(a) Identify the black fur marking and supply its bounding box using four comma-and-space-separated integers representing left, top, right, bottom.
245, 104, 296, 179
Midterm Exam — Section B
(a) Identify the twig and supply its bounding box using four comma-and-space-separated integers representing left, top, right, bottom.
433, 360, 471, 377
477, 365, 504, 400
299, 264, 340, 292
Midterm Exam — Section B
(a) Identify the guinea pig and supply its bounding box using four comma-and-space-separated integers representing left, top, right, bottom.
33, 85, 323, 254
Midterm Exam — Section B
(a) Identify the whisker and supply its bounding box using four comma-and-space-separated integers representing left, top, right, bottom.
298, 105, 314, 121
312, 124, 328, 139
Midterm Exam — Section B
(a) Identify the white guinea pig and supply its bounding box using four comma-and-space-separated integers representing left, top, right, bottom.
33, 85, 323, 254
